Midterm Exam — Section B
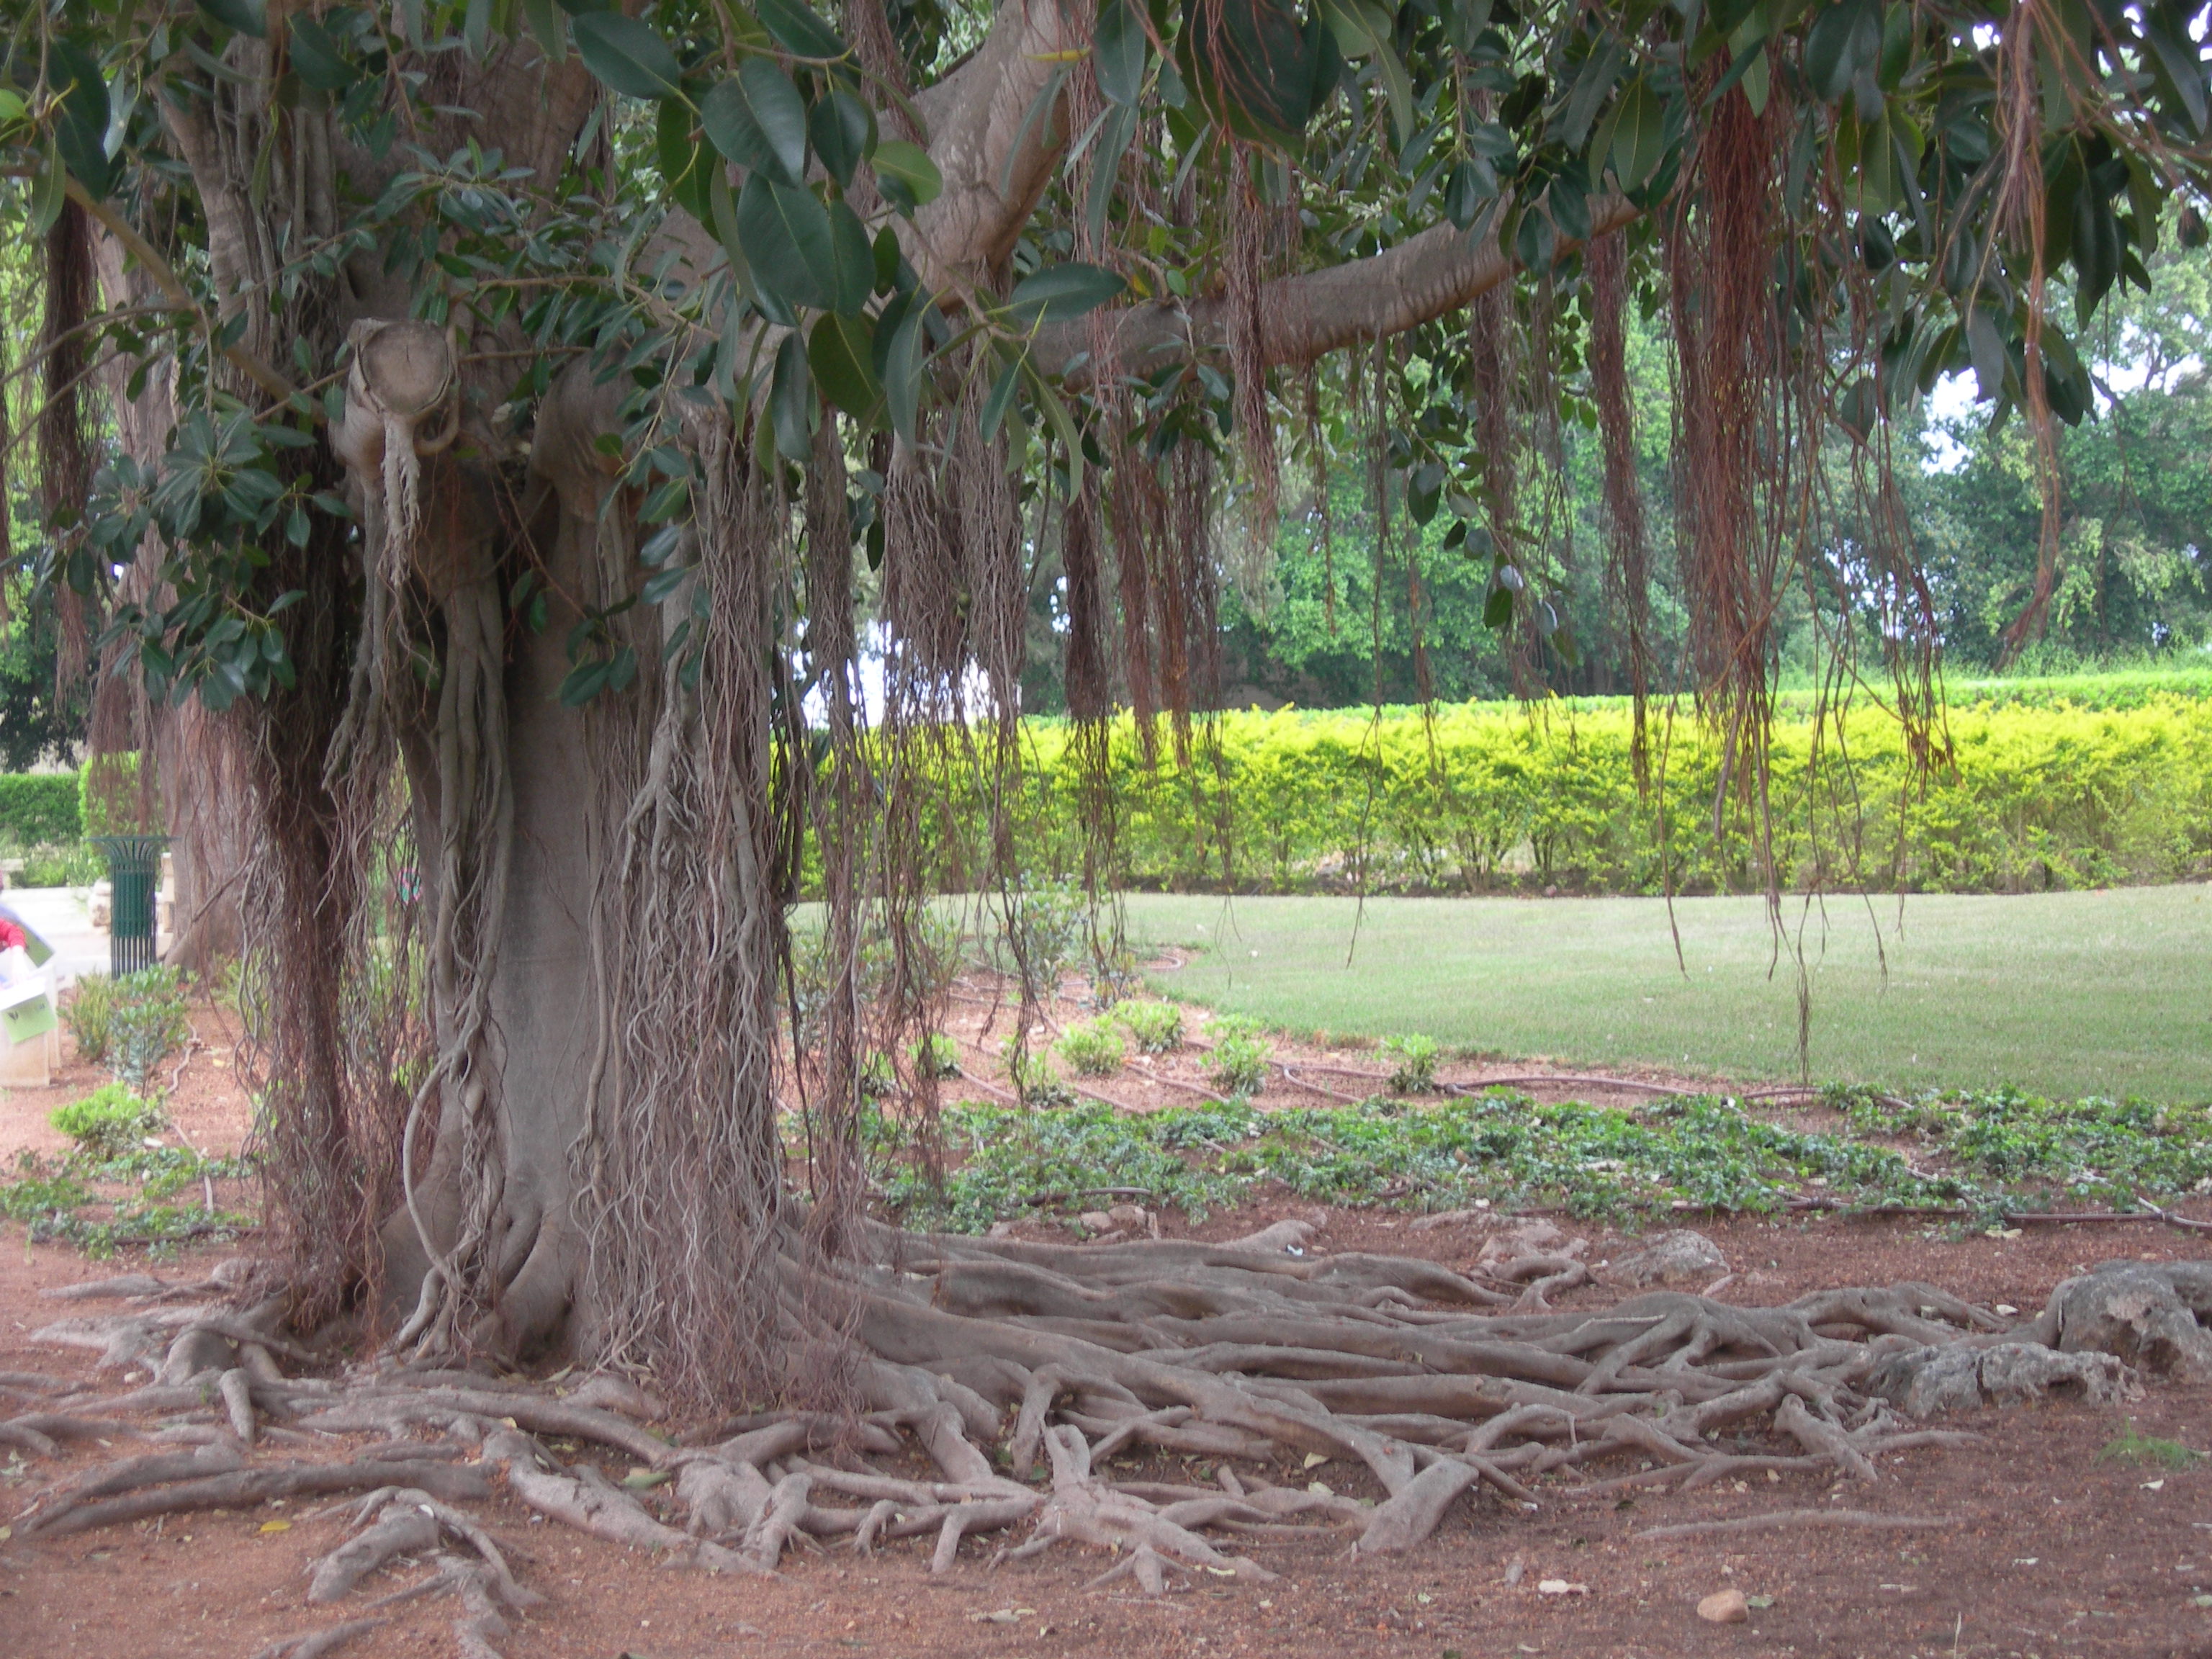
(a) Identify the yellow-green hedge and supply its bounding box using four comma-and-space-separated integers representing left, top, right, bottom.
907, 694, 2212, 895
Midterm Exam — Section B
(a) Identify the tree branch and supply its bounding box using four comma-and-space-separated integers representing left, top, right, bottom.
1031, 194, 1640, 386
909, 0, 1084, 291
66, 177, 301, 407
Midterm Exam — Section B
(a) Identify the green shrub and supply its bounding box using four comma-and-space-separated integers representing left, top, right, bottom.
62, 974, 118, 1066
1202, 1017, 1269, 1098
105, 966, 194, 1091
13, 842, 101, 887
888, 692, 2212, 898
912, 1032, 960, 1079
1379, 1033, 1440, 1094
1113, 999, 1184, 1053
1002, 1033, 1074, 1107
1055, 1020, 1126, 1076
992, 878, 1087, 992
50, 1084, 166, 1159
0, 775, 83, 844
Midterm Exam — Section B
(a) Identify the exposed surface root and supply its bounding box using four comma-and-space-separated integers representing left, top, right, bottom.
1635, 1508, 1964, 1541
4, 1242, 2192, 1614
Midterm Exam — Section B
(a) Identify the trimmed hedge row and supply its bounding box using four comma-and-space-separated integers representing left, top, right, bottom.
0, 774, 81, 845
937, 693, 2212, 895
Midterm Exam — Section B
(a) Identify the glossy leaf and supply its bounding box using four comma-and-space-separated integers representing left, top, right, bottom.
736, 174, 840, 313
195, 0, 266, 36
702, 60, 809, 187
1004, 262, 1127, 325
1094, 0, 1148, 107
570, 12, 683, 100
809, 312, 881, 418
871, 140, 943, 211
810, 88, 876, 188
753, 0, 848, 60
770, 330, 815, 461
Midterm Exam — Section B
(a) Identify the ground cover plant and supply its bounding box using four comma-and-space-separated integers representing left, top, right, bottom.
879, 1087, 2212, 1236
1127, 884, 2212, 1102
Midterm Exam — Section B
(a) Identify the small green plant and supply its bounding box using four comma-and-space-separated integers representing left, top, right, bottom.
994, 878, 1087, 994
1113, 999, 1184, 1054
912, 1032, 961, 1079
1380, 1033, 1440, 1094
858, 1051, 898, 1097
10, 842, 101, 887
1055, 1020, 1126, 1077
50, 1084, 167, 1159
2098, 1422, 2204, 1469
1202, 1017, 1269, 1098
106, 966, 194, 1091
61, 974, 119, 1066
1002, 1033, 1074, 1107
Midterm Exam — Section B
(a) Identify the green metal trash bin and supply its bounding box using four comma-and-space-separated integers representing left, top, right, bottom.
91, 835, 168, 976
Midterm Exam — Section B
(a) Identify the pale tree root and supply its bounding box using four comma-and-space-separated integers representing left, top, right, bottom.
251, 1617, 388, 1659
1635, 1509, 1965, 1541
4, 1241, 2183, 1609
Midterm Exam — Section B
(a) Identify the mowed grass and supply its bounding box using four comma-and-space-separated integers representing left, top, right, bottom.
1122, 885, 2212, 1103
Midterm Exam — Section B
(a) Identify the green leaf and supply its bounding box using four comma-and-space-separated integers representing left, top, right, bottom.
1483, 583, 1514, 629
286, 16, 358, 90
1004, 262, 1126, 325
979, 352, 1022, 441
1084, 102, 1141, 245
48, 42, 114, 196
1557, 37, 1624, 153
27, 140, 64, 238
702, 60, 808, 187
871, 140, 942, 211
1804, 0, 1880, 104
520, 0, 567, 60
558, 658, 613, 706
195, 0, 266, 36
827, 200, 874, 316
810, 88, 876, 188
809, 312, 881, 418
570, 12, 683, 100
752, 0, 848, 60
736, 174, 839, 313
1598, 73, 1665, 192
1094, 0, 1148, 107
2142, 12, 2208, 137
770, 331, 815, 461
1319, 0, 1412, 145
882, 297, 928, 444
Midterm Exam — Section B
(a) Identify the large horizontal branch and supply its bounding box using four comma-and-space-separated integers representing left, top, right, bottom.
1031, 193, 1640, 387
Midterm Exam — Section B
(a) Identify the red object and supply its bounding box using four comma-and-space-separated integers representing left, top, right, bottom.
0, 919, 23, 952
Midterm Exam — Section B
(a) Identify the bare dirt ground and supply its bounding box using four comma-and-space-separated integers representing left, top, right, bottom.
3, 1002, 2209, 1658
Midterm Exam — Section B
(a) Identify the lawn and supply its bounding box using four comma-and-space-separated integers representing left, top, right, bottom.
1121, 884, 2212, 1102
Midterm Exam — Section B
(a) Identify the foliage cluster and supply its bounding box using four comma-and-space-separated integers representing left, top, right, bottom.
1054, 1019, 1127, 1077
48, 1082, 165, 1159
943, 694, 2212, 896
63, 966, 194, 1090
0, 774, 79, 845
882, 1086, 2212, 1236
1200, 1017, 1271, 1098
0, 1142, 247, 1256
1111, 999, 1185, 1054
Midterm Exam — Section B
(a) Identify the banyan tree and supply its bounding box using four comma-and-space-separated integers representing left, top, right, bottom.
6, 0, 2211, 1609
